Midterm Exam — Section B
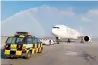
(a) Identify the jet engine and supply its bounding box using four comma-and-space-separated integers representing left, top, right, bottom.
80, 36, 91, 43
83, 36, 90, 42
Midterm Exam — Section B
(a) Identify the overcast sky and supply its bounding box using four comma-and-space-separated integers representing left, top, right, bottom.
1, 1, 98, 37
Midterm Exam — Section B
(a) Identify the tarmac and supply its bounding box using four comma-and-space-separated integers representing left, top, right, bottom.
1, 37, 98, 65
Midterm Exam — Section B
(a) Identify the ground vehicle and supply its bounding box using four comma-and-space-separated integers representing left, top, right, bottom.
3, 32, 43, 59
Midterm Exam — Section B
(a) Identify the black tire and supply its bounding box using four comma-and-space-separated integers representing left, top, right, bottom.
25, 51, 32, 59
6, 56, 11, 59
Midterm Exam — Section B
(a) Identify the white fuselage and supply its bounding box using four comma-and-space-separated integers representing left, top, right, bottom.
51, 25, 81, 39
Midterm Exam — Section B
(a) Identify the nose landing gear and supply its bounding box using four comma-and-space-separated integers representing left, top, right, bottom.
56, 37, 60, 44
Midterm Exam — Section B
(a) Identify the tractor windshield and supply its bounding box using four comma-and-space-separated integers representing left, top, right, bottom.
6, 37, 24, 44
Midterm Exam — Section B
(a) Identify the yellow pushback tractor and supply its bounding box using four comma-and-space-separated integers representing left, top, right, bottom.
3, 32, 43, 59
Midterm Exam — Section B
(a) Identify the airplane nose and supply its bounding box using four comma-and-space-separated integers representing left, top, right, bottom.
51, 28, 56, 35
51, 28, 58, 36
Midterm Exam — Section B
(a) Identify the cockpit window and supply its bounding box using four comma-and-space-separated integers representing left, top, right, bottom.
53, 27, 60, 29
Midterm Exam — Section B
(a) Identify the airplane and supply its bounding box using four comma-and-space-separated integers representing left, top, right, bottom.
51, 25, 91, 44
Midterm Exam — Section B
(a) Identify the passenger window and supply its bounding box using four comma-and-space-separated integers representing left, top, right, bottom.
34, 38, 39, 44
16, 38, 23, 43
11, 37, 16, 43
32, 37, 40, 44
36, 38, 40, 44
22, 37, 26, 43
37, 39, 40, 43
34, 38, 37, 43
32, 37, 36, 43
27, 37, 33, 44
